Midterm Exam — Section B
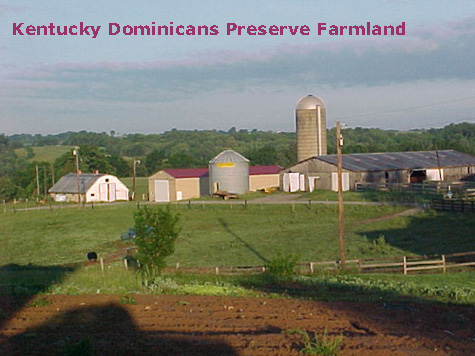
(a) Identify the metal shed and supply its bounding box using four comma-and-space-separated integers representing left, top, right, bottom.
281, 150, 475, 192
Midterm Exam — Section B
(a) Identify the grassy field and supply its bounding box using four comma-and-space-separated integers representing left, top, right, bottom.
300, 189, 440, 204
14, 145, 73, 163
120, 177, 149, 200
2, 203, 474, 267
1, 203, 474, 303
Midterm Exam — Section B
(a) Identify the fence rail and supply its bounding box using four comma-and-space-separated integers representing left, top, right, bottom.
166, 251, 475, 276
431, 199, 475, 212
356, 181, 475, 196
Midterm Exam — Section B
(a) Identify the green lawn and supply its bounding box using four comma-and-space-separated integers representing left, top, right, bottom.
300, 189, 440, 204
1, 203, 474, 303
2, 203, 474, 267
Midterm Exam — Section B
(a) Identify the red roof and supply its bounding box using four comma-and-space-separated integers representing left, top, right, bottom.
162, 165, 282, 179
163, 168, 209, 178
249, 165, 282, 175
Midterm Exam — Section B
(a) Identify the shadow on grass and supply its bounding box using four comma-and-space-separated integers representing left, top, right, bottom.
355, 210, 475, 256
0, 264, 239, 356
218, 218, 268, 263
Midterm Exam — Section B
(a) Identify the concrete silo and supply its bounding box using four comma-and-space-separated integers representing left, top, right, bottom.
209, 150, 249, 194
296, 95, 327, 162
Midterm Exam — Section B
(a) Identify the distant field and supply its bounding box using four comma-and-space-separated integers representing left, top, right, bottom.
121, 177, 148, 200
2, 203, 474, 268
14, 145, 73, 163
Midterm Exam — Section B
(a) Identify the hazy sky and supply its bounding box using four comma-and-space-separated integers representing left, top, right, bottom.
1, 0, 475, 135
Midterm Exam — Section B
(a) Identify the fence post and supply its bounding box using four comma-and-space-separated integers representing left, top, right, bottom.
124, 258, 128, 270
100, 258, 105, 274
442, 255, 446, 273
215, 267, 219, 275
403, 256, 407, 275
309, 262, 314, 274
358, 259, 362, 273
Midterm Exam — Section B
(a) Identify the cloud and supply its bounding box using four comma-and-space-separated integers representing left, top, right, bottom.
2, 16, 475, 105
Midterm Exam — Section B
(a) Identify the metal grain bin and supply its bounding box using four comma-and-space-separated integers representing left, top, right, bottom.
209, 150, 249, 195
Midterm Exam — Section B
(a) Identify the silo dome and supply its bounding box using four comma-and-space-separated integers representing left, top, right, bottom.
296, 95, 325, 110
296, 94, 327, 161
209, 150, 249, 195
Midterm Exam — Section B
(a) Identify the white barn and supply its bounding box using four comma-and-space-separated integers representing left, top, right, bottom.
49, 173, 129, 203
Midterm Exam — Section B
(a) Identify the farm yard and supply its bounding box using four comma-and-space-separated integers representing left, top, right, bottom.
1, 202, 474, 355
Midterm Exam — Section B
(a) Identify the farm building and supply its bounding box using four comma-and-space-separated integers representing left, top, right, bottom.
249, 165, 282, 191
49, 173, 129, 203
148, 164, 282, 202
209, 150, 250, 195
148, 168, 209, 203
281, 150, 475, 192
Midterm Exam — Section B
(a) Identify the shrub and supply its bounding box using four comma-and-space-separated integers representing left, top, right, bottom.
134, 206, 181, 277
286, 328, 343, 356
266, 252, 299, 277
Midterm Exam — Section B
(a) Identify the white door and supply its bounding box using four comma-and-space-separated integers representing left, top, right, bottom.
332, 173, 350, 192
99, 184, 108, 201
109, 183, 116, 201
154, 180, 170, 202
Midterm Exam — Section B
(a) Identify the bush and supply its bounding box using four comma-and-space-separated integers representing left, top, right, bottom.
266, 252, 299, 277
134, 206, 181, 277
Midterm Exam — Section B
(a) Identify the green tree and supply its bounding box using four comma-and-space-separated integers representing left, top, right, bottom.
134, 206, 181, 275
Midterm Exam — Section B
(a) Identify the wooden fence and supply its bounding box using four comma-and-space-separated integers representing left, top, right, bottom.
167, 251, 475, 276
431, 199, 475, 212
356, 181, 475, 196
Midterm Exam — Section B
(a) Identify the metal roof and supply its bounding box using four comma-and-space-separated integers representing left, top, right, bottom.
163, 168, 209, 179
249, 165, 282, 175
49, 173, 104, 194
315, 150, 475, 172
162, 165, 282, 178
296, 95, 325, 110
209, 150, 249, 164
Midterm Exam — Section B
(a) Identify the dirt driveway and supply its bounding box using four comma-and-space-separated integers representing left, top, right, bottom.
1, 294, 473, 356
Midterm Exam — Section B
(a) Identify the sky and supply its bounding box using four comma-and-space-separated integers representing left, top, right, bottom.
1, 0, 475, 135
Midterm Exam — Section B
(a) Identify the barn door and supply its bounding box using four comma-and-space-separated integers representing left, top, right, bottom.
108, 183, 116, 201
99, 184, 108, 201
154, 180, 170, 202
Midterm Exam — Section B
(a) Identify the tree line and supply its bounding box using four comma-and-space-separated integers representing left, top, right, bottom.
1, 122, 474, 201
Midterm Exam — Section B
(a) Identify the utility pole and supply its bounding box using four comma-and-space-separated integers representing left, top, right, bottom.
73, 147, 81, 209
336, 121, 346, 269
43, 166, 47, 197
132, 159, 141, 200
35, 165, 40, 201
51, 165, 55, 186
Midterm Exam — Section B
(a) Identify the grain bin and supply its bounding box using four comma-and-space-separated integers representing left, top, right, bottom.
296, 95, 327, 162
209, 150, 249, 194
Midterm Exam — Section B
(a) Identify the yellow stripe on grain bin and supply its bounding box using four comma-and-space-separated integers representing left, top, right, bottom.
216, 162, 235, 168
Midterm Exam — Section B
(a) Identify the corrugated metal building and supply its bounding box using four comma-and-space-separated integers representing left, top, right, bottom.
49, 173, 129, 202
148, 165, 282, 202
281, 150, 475, 192
209, 150, 250, 194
